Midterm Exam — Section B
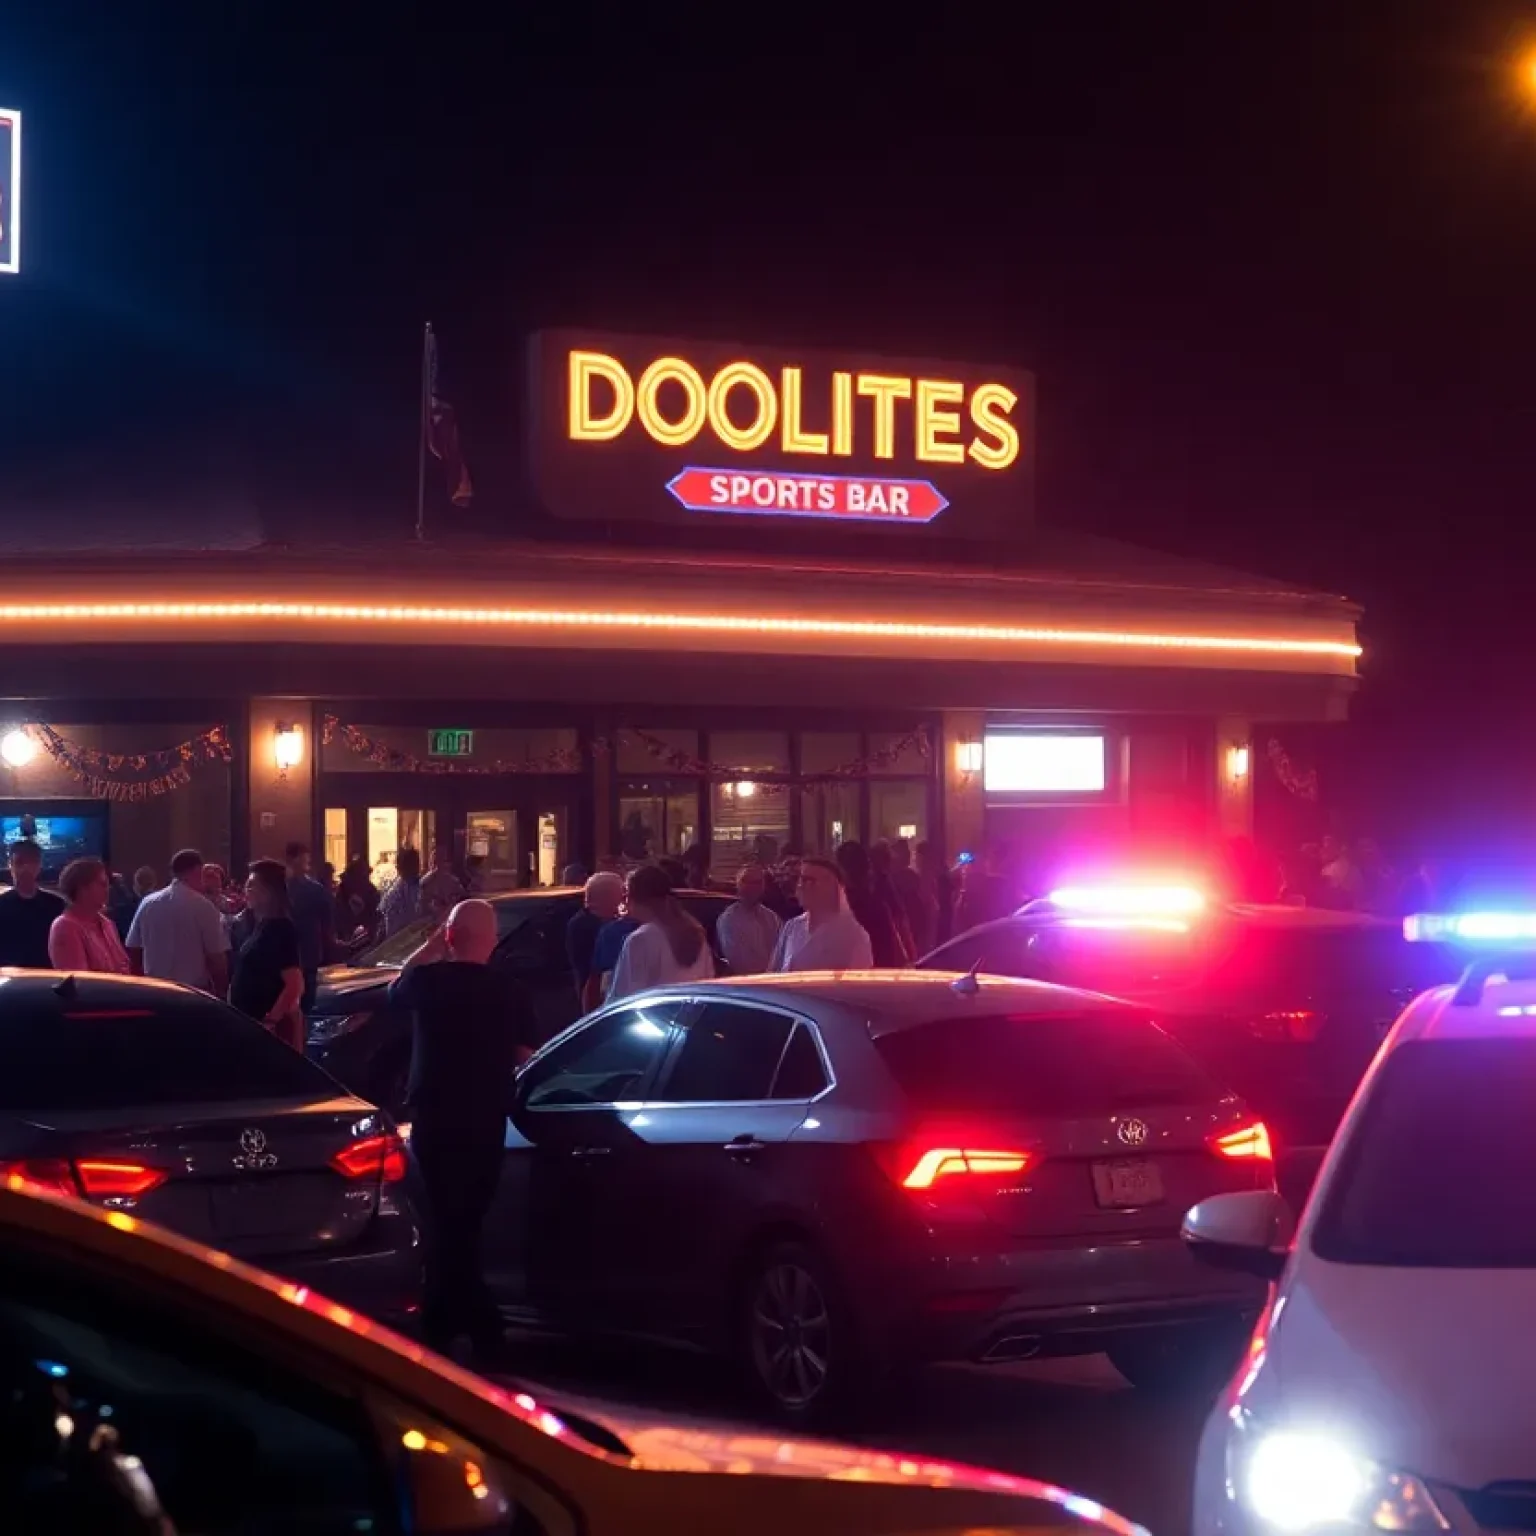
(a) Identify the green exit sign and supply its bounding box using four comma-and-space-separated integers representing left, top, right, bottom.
428, 729, 474, 758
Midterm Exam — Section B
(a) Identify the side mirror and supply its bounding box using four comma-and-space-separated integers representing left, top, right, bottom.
1182, 1190, 1294, 1282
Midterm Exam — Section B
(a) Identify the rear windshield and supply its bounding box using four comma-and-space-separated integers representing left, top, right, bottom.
1208, 925, 1458, 998
356, 898, 562, 968
1313, 1038, 1536, 1268
875, 1011, 1216, 1117
0, 992, 341, 1113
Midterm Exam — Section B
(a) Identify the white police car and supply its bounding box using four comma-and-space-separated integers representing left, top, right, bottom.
1185, 910, 1536, 1535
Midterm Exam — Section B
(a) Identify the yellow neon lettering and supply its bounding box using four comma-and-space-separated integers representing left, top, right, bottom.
830, 372, 853, 456
636, 357, 707, 447
856, 374, 913, 460
567, 351, 634, 442
779, 367, 829, 455
914, 379, 966, 464
707, 361, 778, 452
967, 383, 1020, 470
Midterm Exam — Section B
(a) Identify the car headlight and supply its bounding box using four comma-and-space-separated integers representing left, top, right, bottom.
1239, 1426, 1447, 1532
306, 1012, 368, 1045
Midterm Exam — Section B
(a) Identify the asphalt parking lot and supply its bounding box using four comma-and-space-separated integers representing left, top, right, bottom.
499, 1334, 1212, 1536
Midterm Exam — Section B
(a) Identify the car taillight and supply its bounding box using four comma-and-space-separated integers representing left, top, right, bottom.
1211, 1121, 1273, 1162
1249, 1010, 1324, 1042
0, 1158, 167, 1198
0, 1158, 79, 1196
74, 1160, 169, 1198
899, 1146, 1032, 1190
331, 1133, 408, 1183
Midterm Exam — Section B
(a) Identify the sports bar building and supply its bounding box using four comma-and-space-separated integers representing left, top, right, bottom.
0, 331, 1360, 890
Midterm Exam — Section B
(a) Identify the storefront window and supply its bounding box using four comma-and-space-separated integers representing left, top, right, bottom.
464, 809, 517, 890
870, 781, 927, 846
617, 785, 699, 862
617, 729, 699, 775
707, 731, 790, 773
798, 783, 860, 857
799, 732, 862, 774
710, 781, 792, 880
368, 806, 435, 885
323, 807, 347, 872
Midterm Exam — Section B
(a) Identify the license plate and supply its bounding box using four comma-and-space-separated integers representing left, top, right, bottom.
1091, 1159, 1165, 1209
212, 1180, 291, 1240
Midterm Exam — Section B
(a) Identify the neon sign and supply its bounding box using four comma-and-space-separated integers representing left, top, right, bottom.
568, 350, 1020, 471
666, 467, 947, 523
0, 109, 19, 275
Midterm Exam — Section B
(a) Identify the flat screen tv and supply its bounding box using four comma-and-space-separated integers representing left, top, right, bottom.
0, 803, 109, 880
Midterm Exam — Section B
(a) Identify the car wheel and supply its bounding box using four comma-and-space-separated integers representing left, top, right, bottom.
1106, 1322, 1248, 1395
738, 1241, 858, 1425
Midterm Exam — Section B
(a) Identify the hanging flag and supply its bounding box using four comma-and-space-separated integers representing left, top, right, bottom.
425, 326, 473, 508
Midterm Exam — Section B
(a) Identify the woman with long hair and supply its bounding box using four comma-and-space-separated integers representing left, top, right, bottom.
48, 858, 133, 974
607, 863, 715, 1000
229, 859, 305, 1049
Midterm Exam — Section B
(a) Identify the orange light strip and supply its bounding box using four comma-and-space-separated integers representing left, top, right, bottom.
0, 600, 1361, 658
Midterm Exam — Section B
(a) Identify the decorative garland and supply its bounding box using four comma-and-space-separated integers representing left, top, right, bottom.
1266, 737, 1319, 802
29, 723, 233, 801
322, 717, 933, 787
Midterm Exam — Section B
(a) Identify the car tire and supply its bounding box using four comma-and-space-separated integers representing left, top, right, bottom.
737, 1240, 863, 1427
1106, 1323, 1248, 1395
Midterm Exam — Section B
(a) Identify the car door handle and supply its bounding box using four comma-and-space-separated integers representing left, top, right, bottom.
724, 1136, 766, 1156
571, 1146, 611, 1159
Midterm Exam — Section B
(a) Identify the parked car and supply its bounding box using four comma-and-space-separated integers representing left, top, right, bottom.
0, 1177, 1149, 1536
918, 891, 1460, 1184
478, 970, 1276, 1422
0, 970, 420, 1321
308, 885, 736, 1114
1186, 924, 1536, 1536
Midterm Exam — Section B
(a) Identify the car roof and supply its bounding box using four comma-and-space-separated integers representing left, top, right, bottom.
984, 901, 1399, 938
0, 969, 219, 1007
0, 1181, 1146, 1527
481, 885, 728, 905
672, 971, 1133, 1034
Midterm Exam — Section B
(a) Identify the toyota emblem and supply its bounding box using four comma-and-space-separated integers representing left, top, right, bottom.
1116, 1118, 1150, 1149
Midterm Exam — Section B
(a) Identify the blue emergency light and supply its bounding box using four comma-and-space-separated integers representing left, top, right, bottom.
1404, 912, 1536, 943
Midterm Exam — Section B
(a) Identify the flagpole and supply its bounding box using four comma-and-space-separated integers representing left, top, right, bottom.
415, 321, 432, 542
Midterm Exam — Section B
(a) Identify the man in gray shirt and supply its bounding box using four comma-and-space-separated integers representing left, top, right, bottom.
126, 847, 230, 994
716, 863, 782, 976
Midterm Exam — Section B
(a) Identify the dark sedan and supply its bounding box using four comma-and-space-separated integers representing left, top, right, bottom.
0, 970, 420, 1321
308, 884, 735, 1114
477, 970, 1273, 1423
918, 897, 1460, 1170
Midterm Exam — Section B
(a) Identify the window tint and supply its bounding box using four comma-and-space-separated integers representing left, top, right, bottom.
661, 1002, 796, 1102
0, 991, 337, 1112
1212, 925, 1458, 997
492, 897, 576, 979
0, 1247, 386, 1534
771, 1022, 829, 1099
1313, 1039, 1536, 1267
521, 1001, 684, 1107
875, 1011, 1214, 1116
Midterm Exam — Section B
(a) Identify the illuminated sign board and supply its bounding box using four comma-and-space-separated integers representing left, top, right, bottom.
0, 109, 19, 275
528, 330, 1034, 541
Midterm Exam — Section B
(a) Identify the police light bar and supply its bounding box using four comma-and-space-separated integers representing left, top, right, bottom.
1046, 884, 1206, 919
1404, 912, 1536, 943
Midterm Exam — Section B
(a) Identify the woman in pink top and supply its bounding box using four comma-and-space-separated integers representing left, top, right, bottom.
49, 857, 133, 974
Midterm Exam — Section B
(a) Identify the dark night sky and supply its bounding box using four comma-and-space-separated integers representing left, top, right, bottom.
3, 4, 1536, 855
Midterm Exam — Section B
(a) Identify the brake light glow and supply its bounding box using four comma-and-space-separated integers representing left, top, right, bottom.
331, 1133, 409, 1183
74, 1160, 169, 1198
900, 1146, 1032, 1189
0, 1158, 77, 1195
1251, 1009, 1324, 1043
1048, 884, 1205, 918
1405, 912, 1536, 943
1211, 1122, 1273, 1162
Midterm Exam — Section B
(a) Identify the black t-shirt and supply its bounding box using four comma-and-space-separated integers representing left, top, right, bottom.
387, 961, 541, 1136
0, 887, 66, 969
230, 916, 302, 1022
565, 907, 603, 987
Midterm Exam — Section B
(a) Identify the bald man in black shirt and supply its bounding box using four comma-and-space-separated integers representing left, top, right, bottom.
389, 899, 540, 1364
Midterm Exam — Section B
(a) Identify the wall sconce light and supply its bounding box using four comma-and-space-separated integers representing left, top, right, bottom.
274, 723, 305, 777
0, 728, 36, 769
1226, 744, 1251, 781
956, 740, 984, 777
734, 780, 757, 799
